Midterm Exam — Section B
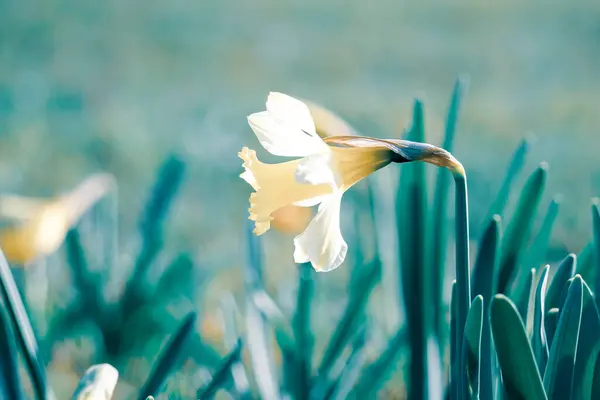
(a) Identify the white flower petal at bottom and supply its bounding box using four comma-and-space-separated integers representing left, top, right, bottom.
293, 191, 348, 272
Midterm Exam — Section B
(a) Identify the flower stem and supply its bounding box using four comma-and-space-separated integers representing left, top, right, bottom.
453, 167, 471, 400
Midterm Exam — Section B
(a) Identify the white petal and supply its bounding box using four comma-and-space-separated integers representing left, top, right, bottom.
293, 244, 310, 263
293, 192, 348, 272
266, 92, 316, 134
294, 153, 338, 187
292, 195, 330, 207
247, 93, 328, 157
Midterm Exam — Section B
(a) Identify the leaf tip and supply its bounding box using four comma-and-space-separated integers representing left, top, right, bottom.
565, 253, 577, 262
552, 194, 563, 205
491, 213, 502, 224
472, 294, 484, 308
523, 131, 537, 146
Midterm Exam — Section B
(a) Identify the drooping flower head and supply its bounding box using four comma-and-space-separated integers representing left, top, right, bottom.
239, 92, 463, 272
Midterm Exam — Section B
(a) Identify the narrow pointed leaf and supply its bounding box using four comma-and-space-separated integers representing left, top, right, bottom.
219, 295, 250, 396
139, 154, 185, 243
251, 289, 299, 391
0, 249, 54, 400
545, 254, 576, 313
397, 99, 431, 400
543, 276, 583, 399
593, 201, 600, 309
515, 268, 535, 323
251, 290, 295, 351
328, 334, 368, 400
0, 303, 23, 400
291, 262, 315, 400
521, 197, 560, 272
572, 280, 600, 400
318, 259, 380, 379
472, 215, 502, 299
138, 312, 197, 399
197, 340, 243, 399
120, 155, 186, 323
577, 242, 595, 291
470, 216, 501, 400
137, 154, 185, 277
485, 135, 533, 222
490, 294, 547, 400
243, 224, 279, 399
245, 300, 279, 400
497, 163, 548, 294
65, 229, 103, 316
545, 309, 560, 350
532, 265, 550, 376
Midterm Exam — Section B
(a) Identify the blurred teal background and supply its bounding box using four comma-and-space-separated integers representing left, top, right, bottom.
0, 1, 599, 396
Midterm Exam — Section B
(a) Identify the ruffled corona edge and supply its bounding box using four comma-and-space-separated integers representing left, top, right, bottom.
238, 147, 272, 235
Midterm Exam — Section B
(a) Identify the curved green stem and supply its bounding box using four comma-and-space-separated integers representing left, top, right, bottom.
453, 166, 471, 400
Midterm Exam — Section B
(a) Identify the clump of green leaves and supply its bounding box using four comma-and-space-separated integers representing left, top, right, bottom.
0, 77, 598, 400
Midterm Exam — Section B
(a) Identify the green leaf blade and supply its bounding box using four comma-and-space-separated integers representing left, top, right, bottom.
291, 263, 315, 400
532, 265, 550, 376
572, 279, 600, 400
137, 312, 197, 400
0, 303, 23, 400
545, 254, 576, 313
521, 197, 561, 272
515, 268, 535, 324
592, 201, 600, 309
317, 259, 380, 380
543, 275, 584, 400
470, 215, 501, 400
197, 340, 244, 399
497, 162, 548, 294
397, 99, 433, 400
485, 135, 533, 222
490, 294, 547, 400
0, 249, 54, 400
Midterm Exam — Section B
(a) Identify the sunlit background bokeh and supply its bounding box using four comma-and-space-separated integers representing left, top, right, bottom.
1, 1, 599, 398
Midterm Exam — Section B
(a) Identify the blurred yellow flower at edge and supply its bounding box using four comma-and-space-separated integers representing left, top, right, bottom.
239, 92, 463, 272
0, 173, 116, 265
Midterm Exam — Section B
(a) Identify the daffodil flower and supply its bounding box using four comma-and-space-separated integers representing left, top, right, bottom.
0, 173, 115, 265
239, 92, 463, 272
